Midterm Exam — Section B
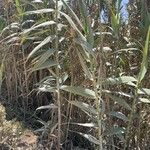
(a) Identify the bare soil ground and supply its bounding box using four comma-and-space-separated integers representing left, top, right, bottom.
0, 103, 90, 150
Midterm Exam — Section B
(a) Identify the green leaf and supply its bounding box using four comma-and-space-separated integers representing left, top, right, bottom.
78, 48, 90, 62
139, 98, 150, 103
74, 38, 95, 58
33, 48, 56, 69
69, 101, 97, 115
109, 111, 128, 121
105, 127, 125, 136
25, 9, 54, 15
31, 59, 57, 71
39, 85, 56, 93
106, 94, 132, 110
15, 0, 23, 15
77, 50, 93, 80
59, 11, 86, 41
138, 26, 150, 83
78, 0, 94, 46
70, 122, 97, 128
36, 104, 57, 111
78, 132, 100, 145
0, 17, 6, 31
104, 76, 137, 86
27, 36, 55, 60
37, 76, 56, 85
137, 88, 150, 96
22, 21, 56, 34
110, 7, 120, 37
61, 0, 83, 30
60, 85, 96, 99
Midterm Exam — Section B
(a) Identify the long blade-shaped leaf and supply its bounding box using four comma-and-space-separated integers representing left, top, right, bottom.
69, 101, 97, 115
74, 38, 95, 57
60, 85, 96, 99
15, 0, 23, 15
22, 21, 56, 34
139, 98, 150, 103
28, 36, 55, 60
138, 26, 150, 82
25, 9, 54, 15
33, 48, 56, 69
61, 0, 83, 30
70, 122, 97, 128
104, 76, 137, 86
78, 132, 100, 145
77, 50, 93, 80
78, 0, 94, 46
105, 127, 125, 136
59, 11, 86, 41
138, 88, 150, 96
106, 94, 132, 110
31, 59, 57, 71
109, 111, 128, 121
36, 104, 57, 111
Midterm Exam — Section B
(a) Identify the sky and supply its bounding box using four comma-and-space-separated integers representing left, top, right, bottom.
123, 0, 129, 3
100, 0, 129, 22
121, 0, 129, 20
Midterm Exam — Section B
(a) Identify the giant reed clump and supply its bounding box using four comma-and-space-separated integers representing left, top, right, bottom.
0, 0, 150, 149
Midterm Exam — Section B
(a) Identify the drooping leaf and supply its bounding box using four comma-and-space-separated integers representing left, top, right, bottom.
106, 94, 132, 110
139, 98, 150, 103
78, 132, 100, 145
61, 0, 83, 30
36, 104, 57, 111
70, 122, 97, 128
103, 90, 133, 98
25, 9, 54, 15
0, 33, 18, 43
36, 120, 47, 126
37, 76, 56, 85
27, 36, 55, 60
105, 127, 125, 136
109, 111, 128, 121
104, 76, 137, 86
69, 101, 97, 115
31, 59, 57, 71
39, 85, 56, 93
59, 11, 86, 41
138, 88, 150, 96
125, 81, 137, 87
6, 36, 20, 44
22, 21, 56, 34
60, 73, 68, 84
33, 48, 56, 69
60, 85, 96, 99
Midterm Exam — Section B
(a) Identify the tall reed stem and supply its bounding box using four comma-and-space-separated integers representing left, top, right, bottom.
92, 60, 103, 150
93, 77, 103, 150
55, 0, 61, 149
124, 87, 138, 149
